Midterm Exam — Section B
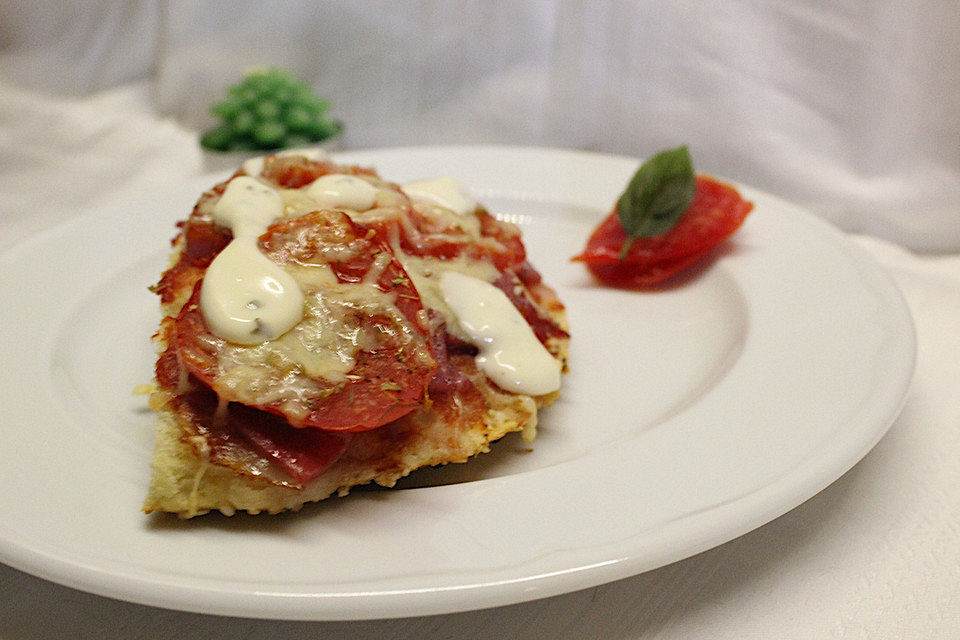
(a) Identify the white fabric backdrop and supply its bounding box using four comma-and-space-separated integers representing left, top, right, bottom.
2, 0, 958, 250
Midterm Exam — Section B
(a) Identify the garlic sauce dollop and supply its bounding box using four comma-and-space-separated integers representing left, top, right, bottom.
200, 176, 304, 344
439, 271, 561, 396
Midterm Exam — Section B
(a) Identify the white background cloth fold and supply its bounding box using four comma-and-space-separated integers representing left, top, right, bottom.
3, 1, 957, 250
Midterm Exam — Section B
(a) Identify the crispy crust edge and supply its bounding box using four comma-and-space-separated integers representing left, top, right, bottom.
143, 307, 568, 519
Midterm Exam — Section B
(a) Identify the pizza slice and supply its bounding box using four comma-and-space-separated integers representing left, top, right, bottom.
144, 152, 569, 517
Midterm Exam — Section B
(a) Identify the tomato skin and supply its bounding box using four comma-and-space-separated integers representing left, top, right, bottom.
573, 175, 752, 287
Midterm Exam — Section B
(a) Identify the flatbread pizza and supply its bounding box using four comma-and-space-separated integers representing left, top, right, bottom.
144, 152, 568, 518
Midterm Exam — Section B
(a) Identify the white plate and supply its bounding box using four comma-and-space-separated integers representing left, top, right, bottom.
0, 146, 915, 620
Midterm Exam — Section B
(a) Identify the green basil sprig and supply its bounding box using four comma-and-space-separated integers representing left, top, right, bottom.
617, 145, 696, 258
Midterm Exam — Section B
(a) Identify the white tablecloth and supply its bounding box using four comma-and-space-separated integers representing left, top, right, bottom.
1, 82, 958, 639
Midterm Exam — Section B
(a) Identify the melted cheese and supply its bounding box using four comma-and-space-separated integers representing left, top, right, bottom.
209, 263, 424, 425
397, 253, 500, 341
195, 155, 558, 412
278, 174, 399, 222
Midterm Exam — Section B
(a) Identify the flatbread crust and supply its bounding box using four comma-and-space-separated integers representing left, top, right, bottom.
144, 156, 568, 518
145, 356, 558, 518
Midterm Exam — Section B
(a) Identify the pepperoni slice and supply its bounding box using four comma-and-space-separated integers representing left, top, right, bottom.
155, 217, 232, 305
259, 155, 377, 188
492, 268, 569, 346
391, 207, 527, 272
174, 209, 436, 433
156, 346, 352, 487
573, 175, 752, 287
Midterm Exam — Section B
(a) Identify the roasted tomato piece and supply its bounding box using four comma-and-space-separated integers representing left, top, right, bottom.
573, 175, 752, 287
174, 209, 436, 432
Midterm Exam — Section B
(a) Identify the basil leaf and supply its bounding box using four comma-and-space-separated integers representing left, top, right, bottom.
617, 145, 696, 258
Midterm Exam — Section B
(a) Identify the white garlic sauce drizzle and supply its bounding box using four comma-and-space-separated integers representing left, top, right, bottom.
200, 176, 304, 344
438, 271, 560, 396
306, 173, 377, 210
402, 176, 477, 216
